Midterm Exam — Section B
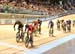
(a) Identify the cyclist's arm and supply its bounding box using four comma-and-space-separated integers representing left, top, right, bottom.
13, 22, 17, 31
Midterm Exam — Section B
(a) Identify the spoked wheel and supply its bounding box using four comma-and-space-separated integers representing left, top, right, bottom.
16, 32, 20, 43
21, 32, 25, 42
25, 36, 29, 48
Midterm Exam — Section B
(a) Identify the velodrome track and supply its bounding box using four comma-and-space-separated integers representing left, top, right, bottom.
0, 14, 75, 54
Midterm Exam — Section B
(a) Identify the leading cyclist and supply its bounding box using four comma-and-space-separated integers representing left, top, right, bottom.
14, 20, 24, 36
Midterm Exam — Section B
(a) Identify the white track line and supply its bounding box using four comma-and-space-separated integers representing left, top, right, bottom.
0, 42, 29, 51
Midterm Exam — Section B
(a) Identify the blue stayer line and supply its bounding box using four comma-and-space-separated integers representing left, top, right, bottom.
22, 34, 75, 54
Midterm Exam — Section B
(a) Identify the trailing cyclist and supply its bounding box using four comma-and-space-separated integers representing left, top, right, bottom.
32, 20, 38, 36
48, 20, 54, 37
38, 19, 42, 34
56, 20, 60, 30
61, 20, 66, 32
73, 20, 75, 27
66, 19, 71, 32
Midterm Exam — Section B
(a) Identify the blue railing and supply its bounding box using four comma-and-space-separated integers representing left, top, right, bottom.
26, 9, 75, 23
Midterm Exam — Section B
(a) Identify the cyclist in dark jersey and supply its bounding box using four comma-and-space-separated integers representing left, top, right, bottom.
48, 20, 54, 37
66, 20, 71, 32
61, 19, 64, 30
38, 19, 42, 34
14, 20, 24, 35
62, 21, 66, 32
57, 20, 60, 30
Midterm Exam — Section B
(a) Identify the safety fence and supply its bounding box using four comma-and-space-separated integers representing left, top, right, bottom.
0, 13, 47, 25
0, 10, 75, 25
26, 9, 75, 23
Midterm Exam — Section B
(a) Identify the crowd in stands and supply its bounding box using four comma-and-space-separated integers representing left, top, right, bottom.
0, 0, 75, 15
